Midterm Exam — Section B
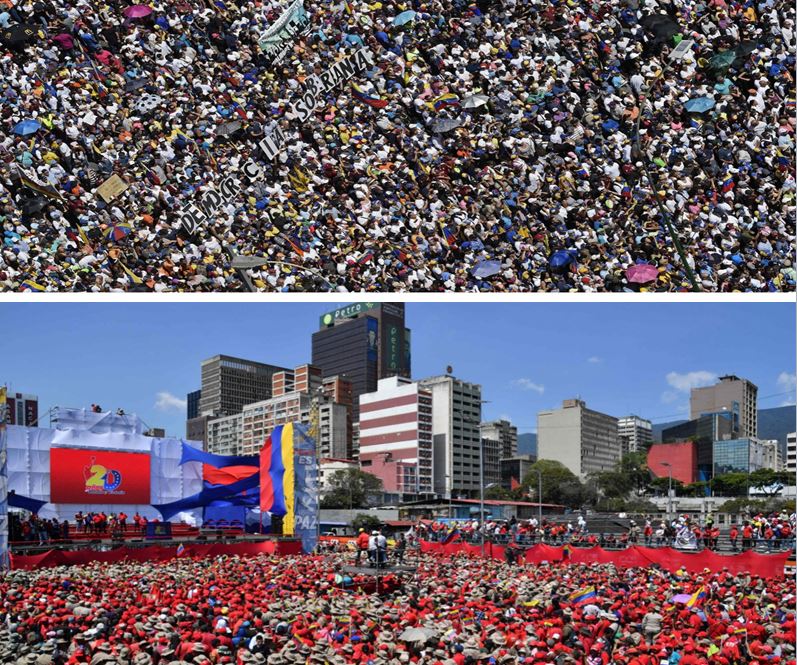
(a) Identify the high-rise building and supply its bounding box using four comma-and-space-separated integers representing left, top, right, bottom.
482, 437, 502, 488
662, 411, 738, 482
690, 375, 758, 439
358, 376, 433, 500
206, 413, 244, 456
617, 415, 653, 455
500, 455, 535, 490
480, 420, 518, 459
187, 390, 201, 421
418, 374, 482, 498
187, 355, 288, 445
760, 440, 783, 471
4, 392, 38, 426
537, 399, 620, 478
787, 432, 796, 474
222, 364, 353, 458
199, 355, 288, 418
713, 438, 770, 475
312, 303, 411, 436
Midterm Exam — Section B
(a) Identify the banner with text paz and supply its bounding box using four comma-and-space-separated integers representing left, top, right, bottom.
50, 448, 151, 504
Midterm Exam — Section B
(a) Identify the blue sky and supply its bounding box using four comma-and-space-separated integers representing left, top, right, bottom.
2, 303, 794, 437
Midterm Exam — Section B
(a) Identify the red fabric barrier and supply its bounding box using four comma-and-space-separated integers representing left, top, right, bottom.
420, 541, 789, 578
10, 539, 302, 570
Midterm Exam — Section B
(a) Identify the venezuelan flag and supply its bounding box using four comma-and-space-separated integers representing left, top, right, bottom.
686, 585, 707, 608
429, 93, 460, 111
176, 543, 186, 557
20, 279, 46, 292
721, 177, 734, 192
351, 83, 388, 109
562, 544, 572, 560
442, 227, 457, 246
569, 586, 597, 605
259, 424, 296, 534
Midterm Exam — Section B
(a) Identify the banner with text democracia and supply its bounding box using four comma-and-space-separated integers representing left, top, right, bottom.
293, 423, 319, 554
294, 48, 374, 122
179, 127, 289, 234
259, 0, 311, 65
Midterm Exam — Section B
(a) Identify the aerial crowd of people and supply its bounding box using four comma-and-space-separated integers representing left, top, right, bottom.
1, 550, 794, 665
0, 0, 794, 291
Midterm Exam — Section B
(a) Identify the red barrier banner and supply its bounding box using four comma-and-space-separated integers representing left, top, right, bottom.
10, 540, 303, 570
50, 448, 151, 504
420, 541, 789, 578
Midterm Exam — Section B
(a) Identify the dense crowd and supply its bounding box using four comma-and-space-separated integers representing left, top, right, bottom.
1, 552, 794, 665
419, 509, 797, 551
0, 0, 794, 292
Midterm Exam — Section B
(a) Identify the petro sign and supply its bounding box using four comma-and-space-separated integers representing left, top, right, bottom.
318, 302, 379, 327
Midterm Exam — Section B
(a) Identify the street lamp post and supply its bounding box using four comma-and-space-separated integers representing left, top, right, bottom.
479, 440, 485, 556
661, 462, 673, 521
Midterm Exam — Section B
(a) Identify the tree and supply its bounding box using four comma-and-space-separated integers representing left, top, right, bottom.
320, 468, 383, 508
710, 472, 750, 497
521, 460, 589, 509
748, 468, 790, 497
351, 513, 382, 533
618, 452, 651, 494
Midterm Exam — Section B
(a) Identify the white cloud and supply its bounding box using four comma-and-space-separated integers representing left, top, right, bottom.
777, 373, 796, 405
155, 391, 187, 412
512, 378, 545, 395
587, 356, 602, 364
777, 372, 796, 391
665, 371, 718, 393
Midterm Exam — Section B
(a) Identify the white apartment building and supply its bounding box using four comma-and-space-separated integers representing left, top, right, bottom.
359, 376, 434, 499
418, 374, 483, 498
537, 399, 620, 478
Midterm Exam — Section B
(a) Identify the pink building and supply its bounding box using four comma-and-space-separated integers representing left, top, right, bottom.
359, 377, 433, 499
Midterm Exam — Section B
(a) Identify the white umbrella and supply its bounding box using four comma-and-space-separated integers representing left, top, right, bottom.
462, 94, 488, 108
134, 94, 163, 114
399, 627, 437, 642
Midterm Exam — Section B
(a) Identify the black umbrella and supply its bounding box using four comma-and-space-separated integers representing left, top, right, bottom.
20, 196, 48, 216
640, 14, 680, 40
0, 24, 39, 47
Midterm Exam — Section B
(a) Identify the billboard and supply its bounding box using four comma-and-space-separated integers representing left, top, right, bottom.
50, 448, 151, 504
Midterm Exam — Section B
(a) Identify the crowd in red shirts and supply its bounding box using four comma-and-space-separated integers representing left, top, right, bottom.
418, 510, 796, 552
0, 549, 794, 665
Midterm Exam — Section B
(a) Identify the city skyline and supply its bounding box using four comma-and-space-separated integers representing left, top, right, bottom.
1, 302, 794, 438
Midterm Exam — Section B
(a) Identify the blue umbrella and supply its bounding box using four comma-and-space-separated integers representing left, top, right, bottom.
549, 250, 575, 270
471, 260, 501, 278
393, 10, 416, 26
684, 96, 715, 113
12, 119, 41, 136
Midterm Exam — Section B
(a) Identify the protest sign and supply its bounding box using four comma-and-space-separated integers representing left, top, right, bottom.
259, 0, 311, 65
179, 160, 270, 235
96, 174, 129, 203
259, 126, 288, 160
294, 47, 374, 122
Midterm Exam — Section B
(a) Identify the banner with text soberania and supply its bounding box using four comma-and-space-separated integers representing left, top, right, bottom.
259, 0, 310, 65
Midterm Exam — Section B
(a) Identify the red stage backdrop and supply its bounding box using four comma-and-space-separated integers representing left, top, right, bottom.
50, 448, 151, 504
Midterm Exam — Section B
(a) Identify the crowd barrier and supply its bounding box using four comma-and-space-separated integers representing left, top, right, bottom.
9, 539, 303, 571
419, 540, 790, 578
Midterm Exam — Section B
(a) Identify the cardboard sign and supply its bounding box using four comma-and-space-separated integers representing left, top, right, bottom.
96, 174, 129, 203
